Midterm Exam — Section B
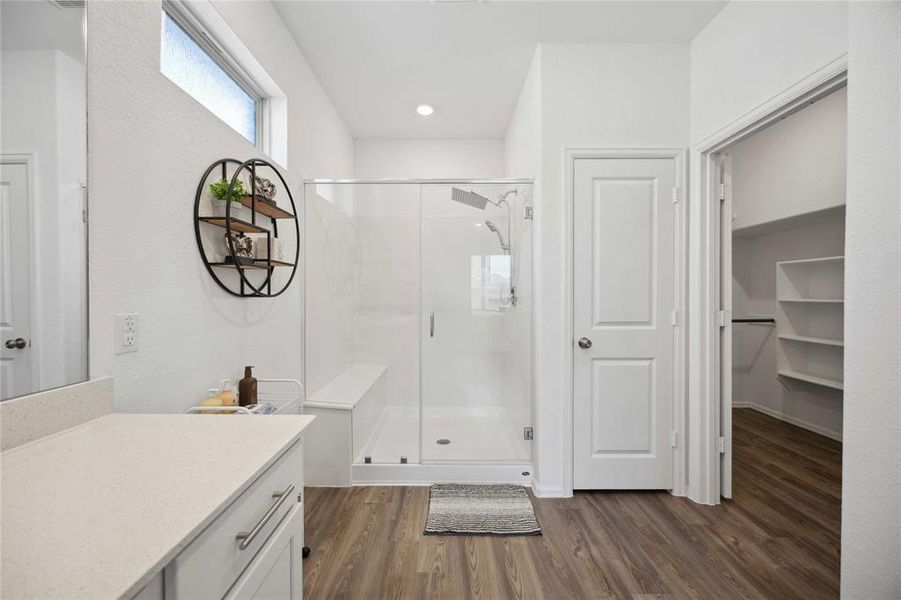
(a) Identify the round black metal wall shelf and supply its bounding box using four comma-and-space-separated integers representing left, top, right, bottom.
194, 158, 300, 298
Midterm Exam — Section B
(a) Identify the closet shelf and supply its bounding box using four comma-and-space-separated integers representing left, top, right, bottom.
777, 298, 844, 304
778, 334, 844, 348
778, 370, 843, 391
778, 255, 844, 266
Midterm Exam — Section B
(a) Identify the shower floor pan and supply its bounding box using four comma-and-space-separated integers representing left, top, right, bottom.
351, 405, 532, 486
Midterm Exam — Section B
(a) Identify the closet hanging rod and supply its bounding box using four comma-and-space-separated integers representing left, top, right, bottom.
732, 318, 776, 324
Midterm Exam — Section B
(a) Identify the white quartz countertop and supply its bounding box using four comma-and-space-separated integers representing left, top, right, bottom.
1, 413, 314, 599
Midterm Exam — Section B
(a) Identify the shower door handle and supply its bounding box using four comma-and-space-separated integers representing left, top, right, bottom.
430, 312, 435, 337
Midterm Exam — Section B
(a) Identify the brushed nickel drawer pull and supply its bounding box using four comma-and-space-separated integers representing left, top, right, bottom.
236, 483, 295, 550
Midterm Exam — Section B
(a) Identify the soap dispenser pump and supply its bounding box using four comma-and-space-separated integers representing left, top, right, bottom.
239, 366, 258, 407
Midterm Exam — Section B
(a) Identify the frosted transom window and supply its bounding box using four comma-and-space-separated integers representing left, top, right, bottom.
160, 9, 257, 144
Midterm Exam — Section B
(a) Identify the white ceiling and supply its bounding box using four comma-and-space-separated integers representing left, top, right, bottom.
273, 1, 726, 139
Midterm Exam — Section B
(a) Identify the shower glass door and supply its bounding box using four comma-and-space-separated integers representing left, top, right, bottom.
420, 183, 532, 463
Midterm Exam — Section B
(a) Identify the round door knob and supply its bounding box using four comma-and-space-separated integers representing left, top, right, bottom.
5, 338, 27, 350
577, 337, 592, 349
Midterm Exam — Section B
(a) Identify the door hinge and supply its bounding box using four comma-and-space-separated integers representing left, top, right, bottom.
716, 310, 729, 327
80, 182, 88, 223
717, 436, 726, 454
671, 308, 679, 326
523, 205, 534, 220
671, 186, 680, 204
670, 430, 678, 448
523, 427, 534, 441
719, 183, 726, 201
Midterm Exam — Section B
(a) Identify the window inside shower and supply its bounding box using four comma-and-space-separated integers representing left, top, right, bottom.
303, 181, 533, 465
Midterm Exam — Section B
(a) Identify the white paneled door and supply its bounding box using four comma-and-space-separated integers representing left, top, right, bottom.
573, 156, 676, 489
0, 161, 33, 400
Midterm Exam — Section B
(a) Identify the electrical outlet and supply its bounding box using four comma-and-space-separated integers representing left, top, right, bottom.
115, 313, 139, 355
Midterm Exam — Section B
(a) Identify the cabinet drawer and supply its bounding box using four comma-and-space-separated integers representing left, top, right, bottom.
167, 441, 303, 599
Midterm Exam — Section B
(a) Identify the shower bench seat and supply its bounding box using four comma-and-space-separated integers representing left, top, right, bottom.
303, 364, 386, 487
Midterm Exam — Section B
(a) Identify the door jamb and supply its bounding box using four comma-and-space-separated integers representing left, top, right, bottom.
691, 56, 848, 505
564, 147, 689, 497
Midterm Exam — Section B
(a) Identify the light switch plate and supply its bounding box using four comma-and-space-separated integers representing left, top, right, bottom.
115, 313, 138, 354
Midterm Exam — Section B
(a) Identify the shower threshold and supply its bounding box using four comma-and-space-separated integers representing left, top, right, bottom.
351, 462, 532, 486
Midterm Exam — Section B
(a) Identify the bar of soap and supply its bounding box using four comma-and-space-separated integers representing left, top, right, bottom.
200, 397, 223, 407
218, 391, 237, 406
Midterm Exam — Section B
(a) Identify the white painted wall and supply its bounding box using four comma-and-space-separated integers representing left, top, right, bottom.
730, 87, 847, 232
353, 139, 505, 179
504, 48, 541, 182
841, 2, 901, 596
503, 43, 691, 495
732, 214, 845, 439
1, 50, 87, 393
87, 0, 353, 413
690, 1, 848, 145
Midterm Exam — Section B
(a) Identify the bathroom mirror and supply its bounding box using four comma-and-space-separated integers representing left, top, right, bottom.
0, 1, 88, 401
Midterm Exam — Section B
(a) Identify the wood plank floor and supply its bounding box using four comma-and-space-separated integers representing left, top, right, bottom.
303, 408, 841, 599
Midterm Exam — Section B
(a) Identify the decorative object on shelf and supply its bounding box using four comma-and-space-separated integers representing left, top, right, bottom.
194, 157, 300, 297
253, 175, 277, 205
210, 177, 249, 219
223, 231, 254, 265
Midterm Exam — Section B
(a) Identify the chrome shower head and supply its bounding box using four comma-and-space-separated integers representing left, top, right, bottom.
451, 187, 490, 210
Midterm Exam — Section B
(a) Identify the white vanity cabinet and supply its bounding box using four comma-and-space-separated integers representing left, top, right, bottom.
132, 441, 305, 600
156, 440, 305, 599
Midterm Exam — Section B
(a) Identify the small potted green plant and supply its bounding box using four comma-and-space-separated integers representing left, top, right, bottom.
209, 177, 248, 220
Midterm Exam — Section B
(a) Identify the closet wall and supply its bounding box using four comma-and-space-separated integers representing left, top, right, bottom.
731, 87, 847, 440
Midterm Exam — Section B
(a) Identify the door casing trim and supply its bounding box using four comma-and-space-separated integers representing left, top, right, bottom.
564, 148, 688, 498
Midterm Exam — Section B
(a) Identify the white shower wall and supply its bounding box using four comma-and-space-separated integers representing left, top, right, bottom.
304, 181, 531, 465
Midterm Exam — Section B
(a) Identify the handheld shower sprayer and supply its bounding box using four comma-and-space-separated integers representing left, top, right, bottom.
485, 220, 510, 254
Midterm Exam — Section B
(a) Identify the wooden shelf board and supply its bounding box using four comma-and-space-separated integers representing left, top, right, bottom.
778, 334, 844, 348
253, 259, 294, 268
778, 370, 843, 391
778, 298, 844, 304
199, 216, 268, 234
211, 260, 294, 270
238, 196, 295, 219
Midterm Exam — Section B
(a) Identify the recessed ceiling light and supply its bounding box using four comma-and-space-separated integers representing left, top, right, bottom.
416, 104, 434, 116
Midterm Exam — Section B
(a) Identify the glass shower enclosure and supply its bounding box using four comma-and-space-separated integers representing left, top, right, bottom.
304, 180, 532, 468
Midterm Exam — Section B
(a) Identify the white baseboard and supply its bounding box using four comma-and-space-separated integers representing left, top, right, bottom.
531, 480, 568, 498
732, 402, 842, 441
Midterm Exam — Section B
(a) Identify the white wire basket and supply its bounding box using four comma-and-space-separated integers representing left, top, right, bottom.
187, 378, 304, 415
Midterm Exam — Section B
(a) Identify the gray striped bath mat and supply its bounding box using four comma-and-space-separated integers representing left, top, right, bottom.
423, 484, 542, 536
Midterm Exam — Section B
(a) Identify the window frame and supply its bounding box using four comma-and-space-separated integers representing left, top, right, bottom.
161, 0, 268, 148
